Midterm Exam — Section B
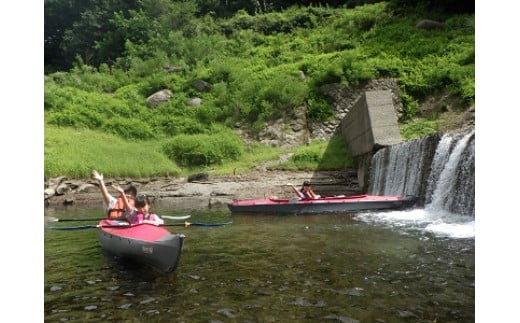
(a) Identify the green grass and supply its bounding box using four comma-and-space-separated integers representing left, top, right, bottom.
276, 136, 353, 170
187, 142, 287, 175
44, 126, 181, 179
44, 126, 355, 179
399, 118, 442, 140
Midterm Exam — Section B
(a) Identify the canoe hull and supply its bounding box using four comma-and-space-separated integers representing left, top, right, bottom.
97, 220, 184, 272
228, 195, 417, 215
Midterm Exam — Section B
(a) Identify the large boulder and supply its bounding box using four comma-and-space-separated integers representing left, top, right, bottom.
146, 89, 173, 108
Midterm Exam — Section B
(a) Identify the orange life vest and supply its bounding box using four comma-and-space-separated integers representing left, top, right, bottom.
107, 197, 127, 219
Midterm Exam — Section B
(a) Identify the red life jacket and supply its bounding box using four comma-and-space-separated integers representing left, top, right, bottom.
107, 197, 127, 219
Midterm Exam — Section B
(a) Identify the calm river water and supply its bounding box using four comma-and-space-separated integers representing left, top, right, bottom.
44, 205, 474, 322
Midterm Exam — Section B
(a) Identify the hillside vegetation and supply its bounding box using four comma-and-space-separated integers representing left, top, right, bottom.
44, 0, 475, 179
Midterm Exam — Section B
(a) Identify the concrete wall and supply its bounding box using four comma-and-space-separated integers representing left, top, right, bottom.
340, 90, 402, 192
340, 90, 402, 156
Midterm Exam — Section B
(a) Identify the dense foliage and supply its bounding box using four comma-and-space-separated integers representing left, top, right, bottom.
44, 0, 474, 178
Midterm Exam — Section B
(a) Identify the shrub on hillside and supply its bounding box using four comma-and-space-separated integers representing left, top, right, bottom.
400, 119, 439, 140
162, 130, 244, 167
291, 150, 321, 164
102, 118, 157, 140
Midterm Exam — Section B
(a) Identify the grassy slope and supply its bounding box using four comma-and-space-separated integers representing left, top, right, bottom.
44, 126, 352, 179
44, 4, 474, 179
44, 127, 181, 178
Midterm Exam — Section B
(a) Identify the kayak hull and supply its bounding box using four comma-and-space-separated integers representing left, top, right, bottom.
228, 195, 417, 215
97, 220, 184, 272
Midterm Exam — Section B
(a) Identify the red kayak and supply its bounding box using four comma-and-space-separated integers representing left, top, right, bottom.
97, 219, 184, 272
228, 194, 417, 215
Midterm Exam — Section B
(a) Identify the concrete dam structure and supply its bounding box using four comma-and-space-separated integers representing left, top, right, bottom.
340, 90, 402, 190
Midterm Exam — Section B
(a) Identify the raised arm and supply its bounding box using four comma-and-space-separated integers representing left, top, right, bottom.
91, 170, 111, 206
287, 183, 304, 198
112, 184, 134, 212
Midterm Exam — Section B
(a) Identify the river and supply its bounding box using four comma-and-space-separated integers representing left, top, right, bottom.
44, 204, 474, 322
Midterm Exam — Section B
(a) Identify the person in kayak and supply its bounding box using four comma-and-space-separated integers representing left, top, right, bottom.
288, 181, 320, 199
91, 169, 137, 220
129, 194, 164, 225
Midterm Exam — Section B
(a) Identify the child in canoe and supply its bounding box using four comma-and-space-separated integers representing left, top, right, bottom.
91, 169, 137, 220
129, 194, 164, 226
100, 178, 163, 226
288, 181, 320, 199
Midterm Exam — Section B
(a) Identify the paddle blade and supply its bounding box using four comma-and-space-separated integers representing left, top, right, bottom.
158, 221, 232, 227
162, 215, 191, 221
189, 221, 233, 227
44, 216, 59, 223
44, 216, 107, 223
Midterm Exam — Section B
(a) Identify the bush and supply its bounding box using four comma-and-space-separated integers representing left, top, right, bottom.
306, 96, 334, 121
151, 115, 208, 136
399, 92, 420, 121
274, 135, 353, 171
291, 150, 321, 164
162, 129, 244, 167
101, 118, 157, 140
400, 119, 439, 140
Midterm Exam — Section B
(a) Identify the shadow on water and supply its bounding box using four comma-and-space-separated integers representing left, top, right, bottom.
45, 207, 474, 322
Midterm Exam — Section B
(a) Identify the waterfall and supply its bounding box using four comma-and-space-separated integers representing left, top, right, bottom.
368, 129, 475, 217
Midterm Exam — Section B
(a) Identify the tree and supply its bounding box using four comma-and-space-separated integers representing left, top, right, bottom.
45, 0, 139, 71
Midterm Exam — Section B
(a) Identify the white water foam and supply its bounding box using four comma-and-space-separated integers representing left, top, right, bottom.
354, 208, 475, 239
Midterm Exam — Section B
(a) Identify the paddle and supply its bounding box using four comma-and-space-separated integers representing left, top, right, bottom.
44, 214, 191, 223
46, 221, 233, 231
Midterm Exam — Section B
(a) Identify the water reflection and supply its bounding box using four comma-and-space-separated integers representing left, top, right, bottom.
45, 207, 474, 322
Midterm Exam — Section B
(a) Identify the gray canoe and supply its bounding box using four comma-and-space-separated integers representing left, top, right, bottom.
97, 220, 184, 272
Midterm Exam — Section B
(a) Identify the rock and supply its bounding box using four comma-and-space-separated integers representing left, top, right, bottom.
56, 183, 71, 195
209, 197, 232, 208
44, 170, 360, 210
187, 173, 209, 182
163, 66, 183, 73
188, 97, 202, 106
75, 183, 98, 193
217, 308, 235, 318
299, 70, 307, 81
192, 79, 212, 92
44, 188, 56, 199
146, 89, 173, 108
50, 286, 62, 292
46, 176, 67, 191
139, 297, 156, 304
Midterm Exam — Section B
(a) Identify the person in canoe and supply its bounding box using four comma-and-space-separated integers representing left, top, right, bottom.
91, 169, 137, 220
129, 194, 164, 226
288, 181, 320, 199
